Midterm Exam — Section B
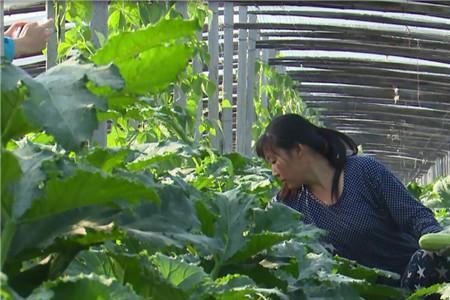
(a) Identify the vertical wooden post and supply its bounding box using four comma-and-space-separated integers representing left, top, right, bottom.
236, 6, 248, 154
91, 1, 108, 147
193, 33, 203, 143
244, 13, 257, 155
222, 2, 234, 153
46, 0, 57, 69
208, 1, 220, 150
261, 41, 270, 110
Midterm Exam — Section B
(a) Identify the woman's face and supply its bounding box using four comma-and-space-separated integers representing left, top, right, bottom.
264, 145, 307, 189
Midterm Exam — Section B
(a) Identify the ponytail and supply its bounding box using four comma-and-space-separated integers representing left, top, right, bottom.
316, 127, 358, 200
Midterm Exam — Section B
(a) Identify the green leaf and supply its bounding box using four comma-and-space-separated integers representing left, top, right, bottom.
10, 142, 56, 221
108, 251, 188, 300
1, 151, 22, 217
334, 256, 400, 284
85, 148, 133, 173
27, 273, 139, 300
212, 274, 288, 300
223, 153, 253, 173
434, 176, 450, 206
127, 140, 196, 171
93, 18, 198, 65
117, 44, 194, 94
213, 189, 256, 263
10, 60, 123, 152
195, 200, 218, 237
1, 63, 43, 143
221, 99, 232, 110
228, 232, 293, 264
295, 280, 361, 300
65, 249, 117, 278
1, 85, 36, 144
118, 180, 223, 255
21, 168, 160, 222
406, 283, 443, 299
152, 253, 210, 291
253, 202, 303, 233
66, 1, 92, 23
118, 184, 212, 251
8, 205, 118, 261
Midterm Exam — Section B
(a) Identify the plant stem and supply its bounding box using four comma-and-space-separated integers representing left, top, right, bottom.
210, 256, 221, 280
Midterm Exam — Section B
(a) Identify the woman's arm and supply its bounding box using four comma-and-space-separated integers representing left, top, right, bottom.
367, 156, 442, 239
3, 20, 53, 60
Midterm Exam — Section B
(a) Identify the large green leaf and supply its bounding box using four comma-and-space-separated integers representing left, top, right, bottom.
334, 256, 400, 284
195, 200, 218, 237
84, 147, 134, 173
26, 60, 123, 151
127, 140, 196, 171
1, 63, 43, 143
93, 18, 198, 64
213, 189, 256, 263
253, 202, 303, 233
92, 18, 197, 94
21, 168, 160, 222
228, 232, 293, 264
434, 176, 450, 206
7, 205, 119, 261
117, 44, 194, 94
112, 251, 188, 300
27, 273, 139, 300
1, 86, 35, 144
118, 184, 222, 254
152, 253, 210, 291
1, 151, 22, 218
69, 250, 189, 300
10, 143, 56, 221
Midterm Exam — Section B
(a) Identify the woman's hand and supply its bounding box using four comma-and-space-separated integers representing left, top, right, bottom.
8, 19, 54, 58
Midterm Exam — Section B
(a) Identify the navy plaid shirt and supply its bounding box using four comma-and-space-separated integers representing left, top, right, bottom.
276, 155, 442, 275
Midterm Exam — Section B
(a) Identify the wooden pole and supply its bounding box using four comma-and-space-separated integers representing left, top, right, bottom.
236, 6, 248, 154
223, 2, 234, 153
46, 0, 57, 69
244, 13, 257, 156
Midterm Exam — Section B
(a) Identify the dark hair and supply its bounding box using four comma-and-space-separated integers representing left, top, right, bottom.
256, 114, 358, 200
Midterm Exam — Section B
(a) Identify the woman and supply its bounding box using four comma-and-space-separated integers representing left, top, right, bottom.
256, 113, 449, 290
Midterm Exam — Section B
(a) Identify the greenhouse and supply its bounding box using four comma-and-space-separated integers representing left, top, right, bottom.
1, 1, 449, 299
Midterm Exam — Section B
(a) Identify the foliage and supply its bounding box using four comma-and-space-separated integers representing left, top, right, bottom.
253, 61, 321, 140
3, 1, 448, 300
407, 176, 450, 227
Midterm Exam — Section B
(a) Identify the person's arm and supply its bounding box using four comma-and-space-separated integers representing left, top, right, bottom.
4, 20, 53, 59
367, 156, 442, 239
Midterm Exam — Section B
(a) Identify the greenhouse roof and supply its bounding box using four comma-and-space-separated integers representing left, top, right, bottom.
228, 0, 450, 181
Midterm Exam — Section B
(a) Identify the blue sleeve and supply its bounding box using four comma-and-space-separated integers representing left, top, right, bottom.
4, 37, 15, 61
366, 156, 442, 239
